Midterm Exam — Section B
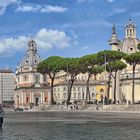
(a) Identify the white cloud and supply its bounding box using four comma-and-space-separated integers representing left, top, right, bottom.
0, 0, 67, 15
0, 28, 74, 56
35, 28, 70, 49
107, 0, 115, 2
0, 36, 28, 56
16, 4, 41, 12
0, 0, 20, 15
16, 4, 67, 13
41, 5, 67, 13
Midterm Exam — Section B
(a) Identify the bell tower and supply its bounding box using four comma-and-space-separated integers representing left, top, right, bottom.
125, 18, 136, 38
108, 24, 121, 51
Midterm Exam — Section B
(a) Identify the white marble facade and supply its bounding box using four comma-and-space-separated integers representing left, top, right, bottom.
109, 18, 140, 103
15, 40, 49, 109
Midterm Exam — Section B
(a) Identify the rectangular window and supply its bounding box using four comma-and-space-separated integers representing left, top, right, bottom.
35, 75, 40, 83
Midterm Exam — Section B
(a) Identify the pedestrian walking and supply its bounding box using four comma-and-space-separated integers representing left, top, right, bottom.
0, 104, 5, 129
70, 105, 73, 111
96, 101, 99, 111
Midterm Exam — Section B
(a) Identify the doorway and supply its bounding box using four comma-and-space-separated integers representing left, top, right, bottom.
35, 98, 39, 106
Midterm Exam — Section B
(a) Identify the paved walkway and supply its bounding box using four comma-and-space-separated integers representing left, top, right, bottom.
2, 111, 140, 140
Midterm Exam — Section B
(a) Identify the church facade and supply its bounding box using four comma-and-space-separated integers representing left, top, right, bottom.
109, 18, 140, 103
15, 40, 50, 109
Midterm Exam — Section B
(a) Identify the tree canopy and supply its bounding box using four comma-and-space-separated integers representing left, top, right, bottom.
97, 50, 126, 64
124, 52, 140, 66
107, 60, 127, 73
91, 65, 104, 80
137, 43, 140, 51
37, 56, 64, 104
37, 56, 64, 76
62, 57, 81, 75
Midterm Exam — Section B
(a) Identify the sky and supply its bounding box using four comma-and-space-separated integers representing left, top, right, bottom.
0, 0, 140, 70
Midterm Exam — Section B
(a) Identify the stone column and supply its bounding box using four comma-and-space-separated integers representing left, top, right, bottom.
22, 92, 24, 107
47, 88, 51, 105
111, 73, 115, 102
30, 91, 32, 103
40, 91, 44, 104
42, 91, 44, 104
32, 91, 34, 103
116, 71, 121, 102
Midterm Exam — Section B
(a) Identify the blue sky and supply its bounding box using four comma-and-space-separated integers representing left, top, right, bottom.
0, 0, 140, 70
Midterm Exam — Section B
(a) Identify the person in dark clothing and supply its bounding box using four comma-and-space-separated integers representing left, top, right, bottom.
0, 104, 5, 129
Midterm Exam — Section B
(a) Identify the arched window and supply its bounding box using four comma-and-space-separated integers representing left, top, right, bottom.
44, 97, 47, 102
127, 29, 128, 36
23, 75, 28, 82
133, 29, 135, 36
26, 97, 29, 103
130, 29, 132, 36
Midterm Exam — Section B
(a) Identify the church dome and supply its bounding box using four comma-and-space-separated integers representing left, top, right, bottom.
17, 40, 41, 73
122, 37, 139, 54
